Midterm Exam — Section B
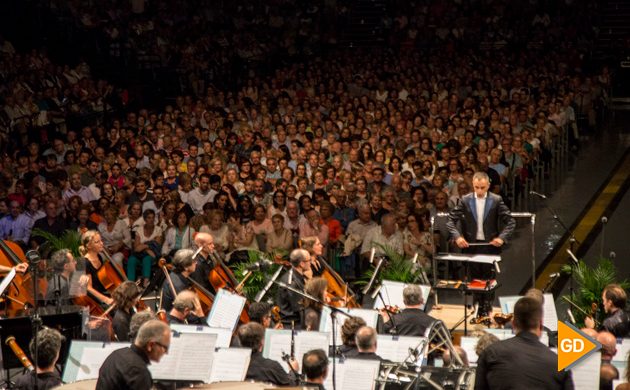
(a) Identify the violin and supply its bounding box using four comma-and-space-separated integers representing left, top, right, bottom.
0, 240, 47, 311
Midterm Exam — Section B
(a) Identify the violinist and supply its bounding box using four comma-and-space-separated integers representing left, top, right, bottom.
190, 232, 216, 293
585, 284, 630, 338
45, 249, 88, 305
379, 285, 435, 336
112, 281, 142, 341
276, 249, 311, 327
302, 277, 328, 331
166, 290, 204, 325
161, 248, 196, 312
79, 230, 114, 305
248, 302, 283, 329
300, 236, 324, 277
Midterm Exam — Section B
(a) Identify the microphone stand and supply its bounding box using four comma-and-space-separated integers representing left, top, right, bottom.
364, 257, 398, 334
272, 279, 351, 390
54, 274, 62, 314
28, 253, 43, 390
536, 197, 580, 297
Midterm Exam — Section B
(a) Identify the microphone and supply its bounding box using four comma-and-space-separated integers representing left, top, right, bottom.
25, 250, 41, 264
369, 248, 376, 265
566, 249, 579, 265
529, 191, 547, 199
548, 272, 560, 278
567, 309, 576, 324
601, 216, 608, 224
245, 259, 273, 271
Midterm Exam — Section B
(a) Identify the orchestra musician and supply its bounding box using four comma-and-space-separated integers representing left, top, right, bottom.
128, 311, 157, 341
337, 316, 367, 358
302, 277, 328, 331
379, 285, 435, 336
111, 281, 142, 341
353, 326, 384, 361
79, 230, 114, 305
0, 262, 28, 275
166, 290, 204, 325
301, 349, 329, 389
96, 320, 171, 390
300, 236, 325, 277
13, 328, 64, 390
276, 249, 311, 327
585, 284, 630, 338
45, 249, 88, 305
474, 297, 574, 390
161, 248, 197, 312
238, 322, 299, 386
190, 232, 217, 293
248, 302, 283, 329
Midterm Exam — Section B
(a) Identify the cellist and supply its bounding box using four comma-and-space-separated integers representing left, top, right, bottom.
276, 248, 310, 328
161, 248, 197, 311
0, 263, 28, 275
79, 230, 114, 306
190, 232, 216, 294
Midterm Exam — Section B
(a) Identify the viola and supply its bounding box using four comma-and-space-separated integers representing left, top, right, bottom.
0, 240, 47, 311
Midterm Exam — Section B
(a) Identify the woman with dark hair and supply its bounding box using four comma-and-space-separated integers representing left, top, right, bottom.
302, 277, 328, 331
238, 160, 253, 182
162, 209, 195, 257
337, 316, 367, 358
111, 281, 141, 341
70, 203, 98, 234
298, 195, 313, 215
213, 191, 236, 215
237, 195, 254, 224
100, 182, 116, 203
64, 195, 83, 226
127, 209, 163, 282
269, 189, 287, 218
403, 211, 434, 268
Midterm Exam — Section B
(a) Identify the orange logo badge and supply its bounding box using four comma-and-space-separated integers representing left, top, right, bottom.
557, 321, 601, 371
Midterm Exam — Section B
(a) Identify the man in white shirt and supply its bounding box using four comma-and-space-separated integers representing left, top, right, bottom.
186, 173, 216, 214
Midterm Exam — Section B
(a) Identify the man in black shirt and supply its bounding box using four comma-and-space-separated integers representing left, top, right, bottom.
31, 200, 67, 247
353, 326, 384, 361
13, 328, 64, 390
166, 290, 204, 325
585, 284, 630, 338
96, 320, 171, 390
380, 285, 435, 336
276, 248, 311, 327
238, 322, 299, 385
301, 349, 328, 389
475, 297, 573, 390
161, 248, 196, 311
190, 232, 217, 294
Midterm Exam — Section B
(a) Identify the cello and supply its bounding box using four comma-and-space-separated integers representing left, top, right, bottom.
203, 251, 250, 323
0, 240, 47, 311
317, 258, 360, 308
95, 248, 148, 311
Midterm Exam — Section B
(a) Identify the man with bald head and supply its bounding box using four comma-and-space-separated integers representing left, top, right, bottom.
190, 232, 217, 293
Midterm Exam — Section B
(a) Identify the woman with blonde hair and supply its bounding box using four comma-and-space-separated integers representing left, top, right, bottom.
79, 230, 114, 306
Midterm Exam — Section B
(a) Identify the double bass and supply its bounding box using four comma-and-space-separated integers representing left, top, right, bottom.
0, 240, 47, 311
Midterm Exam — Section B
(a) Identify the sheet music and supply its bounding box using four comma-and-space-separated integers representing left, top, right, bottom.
68, 270, 88, 297
570, 351, 600, 390
0, 268, 16, 296
169, 324, 233, 348
209, 348, 251, 383
436, 253, 501, 264
206, 288, 246, 332
74, 343, 130, 381
614, 338, 630, 365
149, 333, 217, 382
263, 329, 292, 372
263, 329, 328, 373
459, 336, 480, 365
372, 280, 431, 311
324, 359, 380, 390
376, 335, 426, 363
499, 293, 558, 331
319, 307, 378, 345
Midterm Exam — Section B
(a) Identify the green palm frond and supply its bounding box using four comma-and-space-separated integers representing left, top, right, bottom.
561, 258, 629, 327
232, 249, 282, 302
31, 228, 82, 258
356, 243, 422, 286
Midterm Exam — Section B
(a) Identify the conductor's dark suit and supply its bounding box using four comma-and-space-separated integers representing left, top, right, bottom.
382, 308, 435, 337
446, 192, 515, 246
475, 331, 574, 390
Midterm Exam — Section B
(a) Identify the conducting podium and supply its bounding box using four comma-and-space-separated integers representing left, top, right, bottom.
433, 252, 501, 335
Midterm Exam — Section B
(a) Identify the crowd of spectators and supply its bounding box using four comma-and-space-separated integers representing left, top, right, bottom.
0, 0, 613, 281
